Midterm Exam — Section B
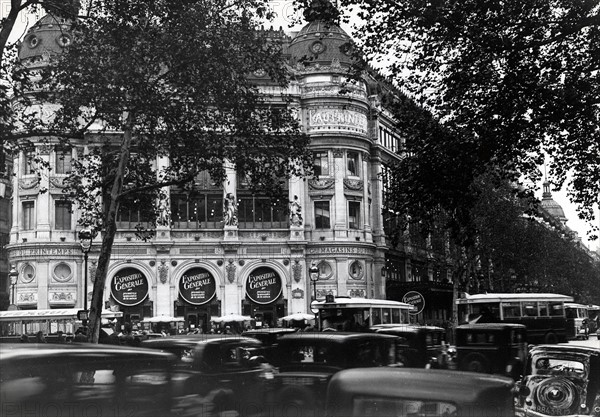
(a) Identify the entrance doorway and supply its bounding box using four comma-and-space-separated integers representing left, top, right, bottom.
242, 298, 286, 328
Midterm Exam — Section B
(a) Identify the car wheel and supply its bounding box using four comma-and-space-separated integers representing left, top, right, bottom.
462, 353, 490, 373
544, 332, 558, 344
533, 377, 579, 415
278, 386, 316, 417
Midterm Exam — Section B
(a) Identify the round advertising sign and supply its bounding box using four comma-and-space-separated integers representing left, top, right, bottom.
110, 267, 149, 307
179, 267, 216, 305
402, 291, 425, 315
245, 267, 283, 305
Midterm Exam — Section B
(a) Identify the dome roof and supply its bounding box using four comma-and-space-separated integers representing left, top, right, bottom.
540, 182, 567, 222
18, 14, 73, 63
288, 19, 354, 69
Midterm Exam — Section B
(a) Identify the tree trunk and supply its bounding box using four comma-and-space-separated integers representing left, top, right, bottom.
0, 1, 24, 65
87, 112, 133, 343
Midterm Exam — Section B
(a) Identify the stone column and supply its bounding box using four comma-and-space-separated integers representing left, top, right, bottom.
36, 144, 52, 240
332, 148, 346, 239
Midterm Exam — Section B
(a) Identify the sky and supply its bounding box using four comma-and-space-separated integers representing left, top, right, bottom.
5, 2, 599, 251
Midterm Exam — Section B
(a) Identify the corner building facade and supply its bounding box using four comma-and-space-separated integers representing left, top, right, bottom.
5, 15, 454, 330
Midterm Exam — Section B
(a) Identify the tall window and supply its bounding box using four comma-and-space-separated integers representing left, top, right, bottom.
314, 201, 330, 229
22, 201, 35, 230
117, 194, 154, 228
348, 201, 360, 229
55, 150, 72, 174
237, 195, 287, 229
313, 151, 329, 177
347, 151, 359, 176
55, 200, 72, 230
171, 193, 223, 228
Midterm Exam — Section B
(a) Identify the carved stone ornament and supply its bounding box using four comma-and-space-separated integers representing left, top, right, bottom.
333, 148, 344, 158
19, 177, 40, 190
343, 179, 364, 192
38, 144, 53, 155
158, 260, 168, 284
49, 176, 66, 189
348, 288, 366, 298
89, 260, 97, 284
292, 261, 303, 283
226, 259, 236, 283
308, 178, 335, 190
291, 288, 304, 299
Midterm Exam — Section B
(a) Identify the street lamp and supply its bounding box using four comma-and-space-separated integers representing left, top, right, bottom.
78, 228, 94, 329
8, 265, 18, 310
309, 262, 319, 329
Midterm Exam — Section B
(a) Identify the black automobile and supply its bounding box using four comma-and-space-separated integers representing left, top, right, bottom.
0, 343, 177, 417
272, 332, 398, 416
455, 323, 528, 380
141, 334, 274, 415
242, 327, 299, 366
372, 324, 450, 368
516, 345, 600, 417
326, 367, 516, 417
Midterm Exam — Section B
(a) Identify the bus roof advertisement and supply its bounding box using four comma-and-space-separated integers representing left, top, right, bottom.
110, 267, 149, 307
402, 291, 425, 315
179, 267, 216, 305
245, 267, 282, 305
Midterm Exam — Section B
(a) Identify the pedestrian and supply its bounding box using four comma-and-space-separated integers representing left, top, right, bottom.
20, 334, 30, 343
35, 330, 47, 343
74, 328, 88, 342
56, 330, 66, 343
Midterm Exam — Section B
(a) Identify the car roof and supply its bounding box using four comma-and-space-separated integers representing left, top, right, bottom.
328, 367, 514, 403
530, 345, 600, 356
373, 325, 445, 333
141, 334, 262, 349
457, 323, 527, 330
242, 328, 299, 335
278, 332, 398, 342
0, 342, 177, 363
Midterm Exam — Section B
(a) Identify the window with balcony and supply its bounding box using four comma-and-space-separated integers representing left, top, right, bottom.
314, 201, 330, 229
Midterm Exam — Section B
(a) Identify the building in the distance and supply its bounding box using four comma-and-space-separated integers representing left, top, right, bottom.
4, 8, 457, 331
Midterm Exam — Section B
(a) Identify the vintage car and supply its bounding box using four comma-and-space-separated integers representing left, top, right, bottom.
241, 327, 299, 366
371, 324, 450, 368
272, 332, 398, 416
0, 343, 178, 417
455, 322, 528, 380
326, 367, 516, 417
516, 345, 600, 417
141, 334, 274, 415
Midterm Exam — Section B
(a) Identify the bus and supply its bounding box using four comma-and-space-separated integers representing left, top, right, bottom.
588, 304, 600, 334
564, 303, 591, 340
456, 293, 573, 344
312, 296, 415, 331
0, 308, 123, 343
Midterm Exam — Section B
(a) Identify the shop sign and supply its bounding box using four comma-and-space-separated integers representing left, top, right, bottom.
179, 267, 216, 305
245, 267, 282, 305
110, 267, 149, 307
402, 291, 425, 315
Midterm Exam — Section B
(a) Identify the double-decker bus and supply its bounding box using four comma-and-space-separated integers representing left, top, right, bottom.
312, 296, 415, 331
456, 293, 573, 344
0, 308, 123, 343
564, 302, 591, 340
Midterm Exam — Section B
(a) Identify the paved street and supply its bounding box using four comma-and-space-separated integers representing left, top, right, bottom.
563, 335, 600, 348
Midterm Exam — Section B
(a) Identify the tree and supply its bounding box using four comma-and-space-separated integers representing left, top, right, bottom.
10, 0, 312, 342
335, 0, 599, 244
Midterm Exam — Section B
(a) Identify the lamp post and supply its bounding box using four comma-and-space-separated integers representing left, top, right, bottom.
78, 228, 93, 329
309, 262, 319, 329
8, 265, 18, 310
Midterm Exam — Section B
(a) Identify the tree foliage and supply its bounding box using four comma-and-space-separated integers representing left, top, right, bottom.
337, 0, 599, 244
10, 0, 312, 341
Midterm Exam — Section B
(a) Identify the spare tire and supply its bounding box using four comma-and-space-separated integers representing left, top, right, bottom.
533, 377, 579, 415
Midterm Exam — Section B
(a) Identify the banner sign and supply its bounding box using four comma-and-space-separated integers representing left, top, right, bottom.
179, 267, 216, 305
245, 267, 282, 305
111, 267, 149, 307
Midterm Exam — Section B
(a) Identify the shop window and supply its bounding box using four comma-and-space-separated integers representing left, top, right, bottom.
314, 201, 330, 229
55, 200, 72, 230
237, 195, 286, 229
22, 201, 35, 230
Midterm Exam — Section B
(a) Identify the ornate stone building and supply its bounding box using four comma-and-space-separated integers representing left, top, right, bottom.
4, 10, 457, 329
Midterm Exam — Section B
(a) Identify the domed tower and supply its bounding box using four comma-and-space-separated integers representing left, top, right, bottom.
540, 181, 567, 225
7, 14, 82, 311
288, 0, 387, 302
